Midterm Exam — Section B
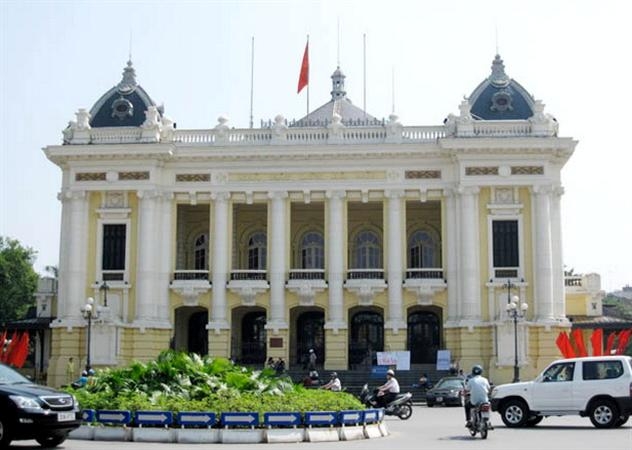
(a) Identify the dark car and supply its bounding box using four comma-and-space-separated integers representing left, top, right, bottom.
0, 363, 81, 448
425, 376, 465, 407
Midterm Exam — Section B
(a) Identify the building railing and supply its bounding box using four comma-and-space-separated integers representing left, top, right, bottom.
405, 268, 444, 279
230, 270, 267, 281
346, 269, 385, 280
288, 269, 326, 280
564, 276, 583, 287
63, 117, 557, 146
173, 270, 210, 281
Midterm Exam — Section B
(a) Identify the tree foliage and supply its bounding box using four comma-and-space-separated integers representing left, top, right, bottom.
0, 237, 39, 324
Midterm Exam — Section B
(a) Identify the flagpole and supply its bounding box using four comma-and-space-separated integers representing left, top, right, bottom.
363, 33, 366, 119
306, 35, 310, 116
249, 36, 254, 129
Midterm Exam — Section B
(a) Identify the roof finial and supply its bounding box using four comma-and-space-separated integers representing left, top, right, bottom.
330, 66, 346, 101
337, 17, 341, 68
118, 59, 137, 94
128, 30, 133, 62
489, 54, 510, 87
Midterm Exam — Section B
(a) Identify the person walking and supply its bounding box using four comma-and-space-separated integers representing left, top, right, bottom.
65, 357, 76, 385
307, 348, 317, 371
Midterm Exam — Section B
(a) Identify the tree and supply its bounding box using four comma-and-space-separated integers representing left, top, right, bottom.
0, 237, 39, 324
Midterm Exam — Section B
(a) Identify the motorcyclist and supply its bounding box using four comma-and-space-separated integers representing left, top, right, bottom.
376, 369, 400, 408
464, 365, 491, 428
321, 372, 342, 391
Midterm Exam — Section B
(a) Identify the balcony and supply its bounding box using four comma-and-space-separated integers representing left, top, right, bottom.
228, 270, 269, 306
403, 268, 447, 305
286, 270, 327, 307
170, 270, 211, 307
346, 269, 385, 280
173, 270, 210, 281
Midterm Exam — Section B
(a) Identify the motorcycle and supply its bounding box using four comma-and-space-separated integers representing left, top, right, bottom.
359, 383, 413, 420
467, 401, 492, 439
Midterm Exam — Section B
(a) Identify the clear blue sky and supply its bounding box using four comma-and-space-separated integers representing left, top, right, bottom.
1, 0, 630, 291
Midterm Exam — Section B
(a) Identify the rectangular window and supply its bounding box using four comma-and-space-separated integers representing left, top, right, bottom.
492, 220, 519, 268
102, 224, 126, 270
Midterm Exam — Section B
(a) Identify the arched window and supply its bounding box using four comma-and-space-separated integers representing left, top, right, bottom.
408, 230, 437, 268
248, 231, 267, 270
300, 231, 324, 269
353, 230, 381, 269
194, 234, 208, 270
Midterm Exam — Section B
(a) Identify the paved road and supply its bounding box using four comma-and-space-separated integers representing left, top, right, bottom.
8, 405, 632, 450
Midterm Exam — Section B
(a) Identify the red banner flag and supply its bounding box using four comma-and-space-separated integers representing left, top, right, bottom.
605, 331, 617, 355
555, 332, 575, 358
8, 332, 30, 368
571, 328, 588, 357
615, 329, 632, 355
590, 328, 603, 356
297, 41, 309, 93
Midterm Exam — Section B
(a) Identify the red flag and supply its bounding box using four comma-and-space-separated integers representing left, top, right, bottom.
9, 332, 30, 368
590, 328, 603, 356
297, 41, 309, 93
571, 329, 588, 357
605, 331, 617, 355
615, 329, 632, 355
555, 332, 575, 358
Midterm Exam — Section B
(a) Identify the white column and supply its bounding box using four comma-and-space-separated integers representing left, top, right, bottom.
209, 192, 230, 330
157, 192, 174, 323
134, 190, 168, 327
267, 191, 288, 331
385, 190, 406, 330
458, 186, 481, 321
551, 186, 566, 320
325, 190, 346, 330
533, 185, 555, 322
54, 190, 89, 326
444, 189, 459, 323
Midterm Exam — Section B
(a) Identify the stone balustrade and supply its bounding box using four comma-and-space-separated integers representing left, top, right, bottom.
64, 120, 556, 146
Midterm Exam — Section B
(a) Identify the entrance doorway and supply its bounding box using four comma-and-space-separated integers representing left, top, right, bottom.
407, 308, 441, 364
349, 307, 384, 369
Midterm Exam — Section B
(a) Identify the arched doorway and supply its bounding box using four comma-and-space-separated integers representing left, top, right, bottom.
174, 306, 208, 354
349, 308, 384, 369
188, 311, 208, 355
407, 308, 441, 364
236, 308, 267, 365
294, 310, 325, 369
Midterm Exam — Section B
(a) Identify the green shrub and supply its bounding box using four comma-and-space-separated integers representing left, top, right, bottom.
66, 350, 363, 414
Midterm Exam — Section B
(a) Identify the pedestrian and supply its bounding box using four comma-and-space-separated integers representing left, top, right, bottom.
66, 357, 76, 385
307, 348, 317, 371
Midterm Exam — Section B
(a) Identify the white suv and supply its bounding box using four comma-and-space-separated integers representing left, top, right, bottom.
490, 355, 632, 428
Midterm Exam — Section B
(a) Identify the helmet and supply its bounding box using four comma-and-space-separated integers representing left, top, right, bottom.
309, 349, 314, 353
330, 372, 338, 378
472, 365, 483, 376
386, 369, 395, 376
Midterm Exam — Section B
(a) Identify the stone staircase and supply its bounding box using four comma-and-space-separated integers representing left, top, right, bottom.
284, 364, 452, 403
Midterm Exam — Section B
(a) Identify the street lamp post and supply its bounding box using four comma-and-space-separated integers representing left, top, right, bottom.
505, 282, 528, 383
81, 297, 97, 372
99, 281, 109, 307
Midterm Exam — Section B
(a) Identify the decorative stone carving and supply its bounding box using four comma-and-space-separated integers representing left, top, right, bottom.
385, 114, 403, 143
160, 115, 175, 142
141, 105, 161, 129
75, 109, 91, 130
344, 280, 387, 306
271, 114, 288, 143
105, 192, 125, 208
170, 281, 211, 307
286, 280, 327, 307
327, 113, 345, 143
403, 280, 446, 305
214, 115, 230, 143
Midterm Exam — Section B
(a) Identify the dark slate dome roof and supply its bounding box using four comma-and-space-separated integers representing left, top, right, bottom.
89, 61, 161, 128
469, 55, 535, 120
